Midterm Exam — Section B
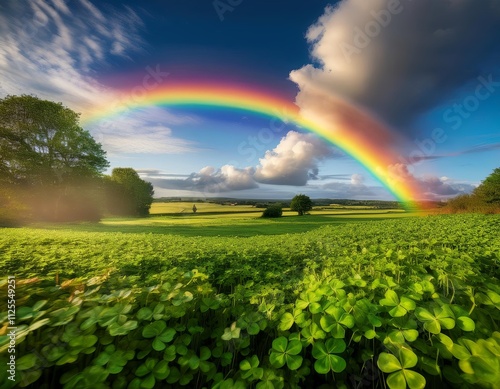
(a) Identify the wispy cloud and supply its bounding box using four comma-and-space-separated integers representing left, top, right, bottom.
87, 108, 201, 155
0, 0, 201, 157
0, 0, 144, 111
406, 142, 500, 163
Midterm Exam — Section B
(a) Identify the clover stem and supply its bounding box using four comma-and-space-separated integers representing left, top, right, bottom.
449, 280, 455, 304
468, 302, 476, 315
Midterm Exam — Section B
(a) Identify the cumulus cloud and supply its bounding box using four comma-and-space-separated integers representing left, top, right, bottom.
0, 0, 144, 111
290, 0, 500, 129
144, 130, 339, 195
148, 165, 258, 195
254, 131, 336, 185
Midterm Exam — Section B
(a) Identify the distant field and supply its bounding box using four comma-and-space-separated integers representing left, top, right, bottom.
150, 202, 259, 215
29, 202, 418, 237
150, 201, 407, 215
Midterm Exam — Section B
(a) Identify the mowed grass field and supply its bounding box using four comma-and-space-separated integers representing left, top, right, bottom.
28, 201, 415, 237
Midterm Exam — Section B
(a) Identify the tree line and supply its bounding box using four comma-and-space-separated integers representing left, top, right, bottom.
443, 168, 500, 214
0, 95, 154, 225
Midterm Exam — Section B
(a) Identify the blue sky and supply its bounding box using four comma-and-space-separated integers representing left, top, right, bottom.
1, 0, 499, 200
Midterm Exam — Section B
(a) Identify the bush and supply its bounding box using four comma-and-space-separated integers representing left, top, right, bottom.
443, 167, 500, 214
262, 204, 283, 218
444, 193, 500, 214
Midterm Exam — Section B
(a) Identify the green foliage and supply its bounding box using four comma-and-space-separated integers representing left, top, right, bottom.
106, 168, 154, 216
261, 204, 283, 218
0, 95, 108, 186
312, 338, 347, 374
290, 194, 313, 216
474, 167, 500, 204
445, 167, 500, 213
377, 349, 425, 389
269, 336, 303, 370
0, 95, 109, 222
0, 214, 499, 388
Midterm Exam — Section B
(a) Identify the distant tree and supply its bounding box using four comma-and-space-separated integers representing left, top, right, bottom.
107, 168, 154, 216
290, 194, 313, 216
262, 204, 283, 218
0, 95, 109, 222
474, 168, 500, 204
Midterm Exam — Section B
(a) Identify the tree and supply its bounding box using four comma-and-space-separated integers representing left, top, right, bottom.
106, 168, 154, 216
0, 95, 109, 222
474, 167, 500, 204
0, 95, 108, 187
262, 204, 283, 218
290, 194, 313, 216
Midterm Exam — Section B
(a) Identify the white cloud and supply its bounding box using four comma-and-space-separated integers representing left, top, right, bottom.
290, 0, 500, 129
144, 130, 339, 195
87, 108, 200, 155
0, 0, 144, 111
350, 173, 364, 186
148, 165, 258, 195
254, 131, 336, 185
0, 1, 201, 158
50, 0, 71, 15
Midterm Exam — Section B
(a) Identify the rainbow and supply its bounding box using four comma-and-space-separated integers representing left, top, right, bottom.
82, 84, 424, 207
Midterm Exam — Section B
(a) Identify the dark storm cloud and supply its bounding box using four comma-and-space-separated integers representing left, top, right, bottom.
291, 0, 500, 130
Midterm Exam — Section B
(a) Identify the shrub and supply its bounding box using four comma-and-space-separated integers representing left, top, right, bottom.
262, 204, 283, 218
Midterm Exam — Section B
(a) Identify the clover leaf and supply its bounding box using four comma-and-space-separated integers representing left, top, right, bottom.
142, 320, 176, 351
312, 338, 346, 374
377, 348, 425, 389
269, 336, 303, 370
380, 290, 416, 318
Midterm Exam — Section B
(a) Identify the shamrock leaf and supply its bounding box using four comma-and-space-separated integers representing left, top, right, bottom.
312, 338, 346, 374
269, 336, 303, 370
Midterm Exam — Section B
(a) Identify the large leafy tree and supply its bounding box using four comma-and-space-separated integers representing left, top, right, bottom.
0, 95, 108, 186
106, 168, 154, 216
290, 194, 313, 216
0, 95, 109, 222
